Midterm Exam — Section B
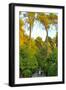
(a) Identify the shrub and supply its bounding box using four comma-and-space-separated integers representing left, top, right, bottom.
48, 63, 57, 76
19, 44, 38, 77
22, 69, 32, 77
41, 48, 58, 76
36, 47, 47, 67
47, 48, 58, 76
20, 58, 28, 71
27, 56, 38, 72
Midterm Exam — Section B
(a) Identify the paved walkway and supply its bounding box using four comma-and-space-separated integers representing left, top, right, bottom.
32, 70, 45, 77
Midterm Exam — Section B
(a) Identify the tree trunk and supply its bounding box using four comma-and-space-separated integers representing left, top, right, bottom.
55, 24, 58, 47
29, 23, 32, 47
46, 29, 48, 57
56, 32, 58, 47
29, 25, 31, 40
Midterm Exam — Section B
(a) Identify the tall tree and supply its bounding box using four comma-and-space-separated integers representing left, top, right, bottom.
27, 12, 35, 40
48, 13, 58, 47
24, 12, 35, 47
37, 13, 49, 56
37, 13, 58, 56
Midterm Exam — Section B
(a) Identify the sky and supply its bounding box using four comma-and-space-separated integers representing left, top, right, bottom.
20, 12, 57, 41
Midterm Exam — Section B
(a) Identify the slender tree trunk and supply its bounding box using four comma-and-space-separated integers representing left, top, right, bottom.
46, 29, 48, 57
29, 23, 32, 47
55, 24, 58, 47
29, 24, 31, 40
56, 32, 58, 47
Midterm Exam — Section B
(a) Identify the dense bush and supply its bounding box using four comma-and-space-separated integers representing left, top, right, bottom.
27, 56, 38, 72
43, 48, 58, 76
36, 47, 47, 66
42, 58, 51, 76
48, 63, 57, 76
19, 44, 38, 77
50, 47, 58, 64
22, 69, 32, 77
37, 47, 58, 76
47, 48, 58, 76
